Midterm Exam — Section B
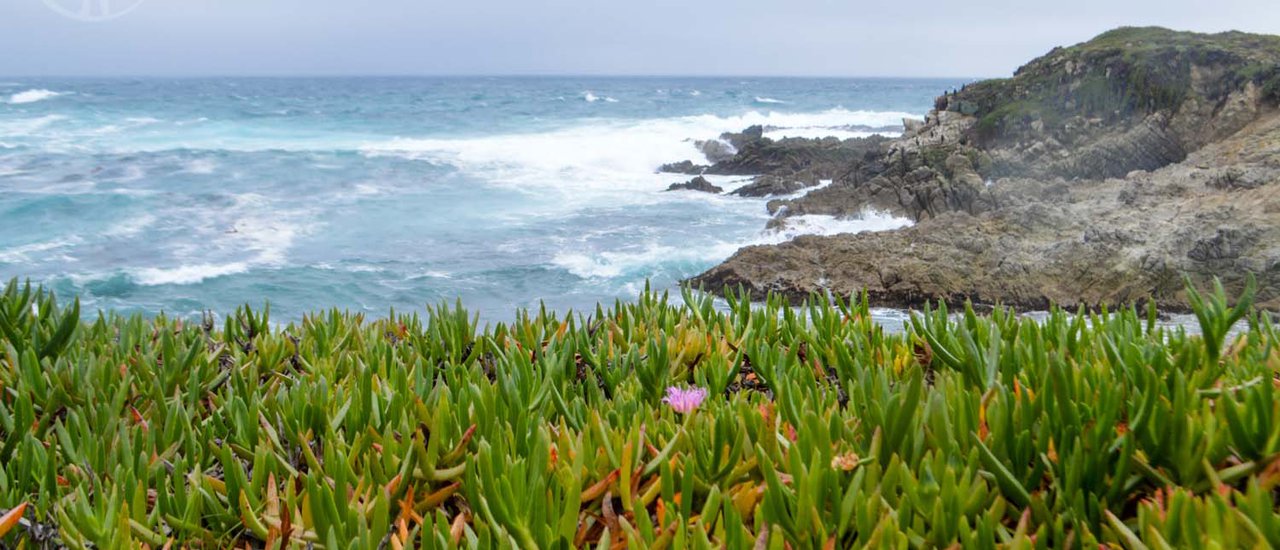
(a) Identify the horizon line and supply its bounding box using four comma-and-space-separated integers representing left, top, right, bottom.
0, 72, 994, 81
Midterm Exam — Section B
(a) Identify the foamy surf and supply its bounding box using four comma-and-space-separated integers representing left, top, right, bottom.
583, 91, 619, 103
1, 76, 964, 321
757, 212, 913, 244
360, 108, 913, 192
552, 210, 912, 280
8, 89, 65, 105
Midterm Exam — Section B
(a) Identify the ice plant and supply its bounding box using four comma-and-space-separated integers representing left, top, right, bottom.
662, 385, 707, 413
0, 277, 1274, 548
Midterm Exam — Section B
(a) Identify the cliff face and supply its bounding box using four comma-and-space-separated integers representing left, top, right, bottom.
959, 27, 1280, 179
685, 27, 1280, 311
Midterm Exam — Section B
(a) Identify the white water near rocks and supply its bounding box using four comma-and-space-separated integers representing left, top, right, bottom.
0, 77, 963, 322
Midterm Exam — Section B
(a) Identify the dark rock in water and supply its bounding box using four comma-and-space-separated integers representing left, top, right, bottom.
695, 139, 737, 163
666, 176, 723, 193
706, 134, 893, 177
720, 125, 765, 150
730, 174, 819, 197
658, 160, 708, 175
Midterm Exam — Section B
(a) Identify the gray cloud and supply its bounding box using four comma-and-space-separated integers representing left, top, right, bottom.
2, 0, 1277, 77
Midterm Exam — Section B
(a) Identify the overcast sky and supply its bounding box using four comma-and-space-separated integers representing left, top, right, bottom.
2, 0, 1277, 77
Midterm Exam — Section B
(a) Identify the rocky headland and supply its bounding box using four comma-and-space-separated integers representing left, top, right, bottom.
674, 27, 1280, 311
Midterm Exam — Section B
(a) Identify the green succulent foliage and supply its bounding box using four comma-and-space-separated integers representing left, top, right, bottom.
0, 277, 1276, 549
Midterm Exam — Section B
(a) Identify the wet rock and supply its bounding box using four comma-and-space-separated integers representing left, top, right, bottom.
731, 174, 818, 197
666, 176, 723, 193
658, 160, 707, 175
695, 139, 737, 163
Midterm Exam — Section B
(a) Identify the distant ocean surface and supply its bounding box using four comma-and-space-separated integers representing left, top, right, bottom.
0, 77, 969, 323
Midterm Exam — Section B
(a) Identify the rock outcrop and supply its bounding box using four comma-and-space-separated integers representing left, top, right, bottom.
683, 27, 1280, 311
666, 176, 723, 193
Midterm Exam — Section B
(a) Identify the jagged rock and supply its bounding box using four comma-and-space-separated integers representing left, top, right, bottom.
902, 117, 926, 136
695, 139, 737, 163
730, 174, 819, 197
666, 176, 723, 193
683, 27, 1280, 313
658, 160, 708, 175
720, 125, 765, 150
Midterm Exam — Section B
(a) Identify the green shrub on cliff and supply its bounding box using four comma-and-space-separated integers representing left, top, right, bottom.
0, 278, 1277, 548
961, 27, 1280, 143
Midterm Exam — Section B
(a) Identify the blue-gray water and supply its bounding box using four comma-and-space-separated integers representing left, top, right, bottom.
0, 77, 967, 321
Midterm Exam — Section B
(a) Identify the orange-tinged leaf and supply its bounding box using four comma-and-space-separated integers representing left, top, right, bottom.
0, 502, 27, 539
582, 469, 620, 502
131, 406, 149, 431
397, 485, 416, 522
449, 512, 469, 544
978, 403, 989, 441
385, 473, 402, 496
419, 481, 461, 511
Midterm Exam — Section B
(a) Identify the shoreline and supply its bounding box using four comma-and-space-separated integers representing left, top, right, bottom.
667, 28, 1280, 314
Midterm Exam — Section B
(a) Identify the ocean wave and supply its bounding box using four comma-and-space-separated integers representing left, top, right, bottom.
118, 193, 312, 286
7, 89, 65, 104
583, 91, 619, 103
131, 262, 250, 285
103, 213, 157, 238
359, 107, 916, 205
0, 237, 82, 264
552, 242, 739, 279
764, 127, 900, 140
0, 114, 68, 136
551, 211, 911, 280
754, 96, 787, 104
185, 158, 218, 174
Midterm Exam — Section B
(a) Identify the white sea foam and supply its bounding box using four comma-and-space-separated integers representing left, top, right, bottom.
553, 242, 741, 279
754, 96, 787, 104
552, 210, 912, 280
7, 89, 64, 104
103, 213, 157, 238
132, 262, 250, 285
360, 108, 916, 209
583, 91, 619, 103
185, 158, 218, 174
0, 237, 81, 264
756, 212, 913, 244
764, 127, 898, 140
409, 270, 453, 280
0, 114, 68, 136
125, 193, 312, 286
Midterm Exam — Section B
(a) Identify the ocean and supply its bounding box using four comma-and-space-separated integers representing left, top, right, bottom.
0, 76, 968, 324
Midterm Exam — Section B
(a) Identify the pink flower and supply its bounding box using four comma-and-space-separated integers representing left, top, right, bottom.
662, 386, 707, 414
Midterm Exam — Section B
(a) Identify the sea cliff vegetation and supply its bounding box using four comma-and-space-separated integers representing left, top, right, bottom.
0, 278, 1277, 548
689, 26, 1280, 314
959, 27, 1280, 144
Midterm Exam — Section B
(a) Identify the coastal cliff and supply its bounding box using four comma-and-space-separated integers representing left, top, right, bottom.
681, 27, 1280, 311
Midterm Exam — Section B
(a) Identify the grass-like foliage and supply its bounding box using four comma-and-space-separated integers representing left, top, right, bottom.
0, 277, 1277, 548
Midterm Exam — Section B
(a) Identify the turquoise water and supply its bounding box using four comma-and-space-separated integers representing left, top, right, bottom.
0, 77, 966, 321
